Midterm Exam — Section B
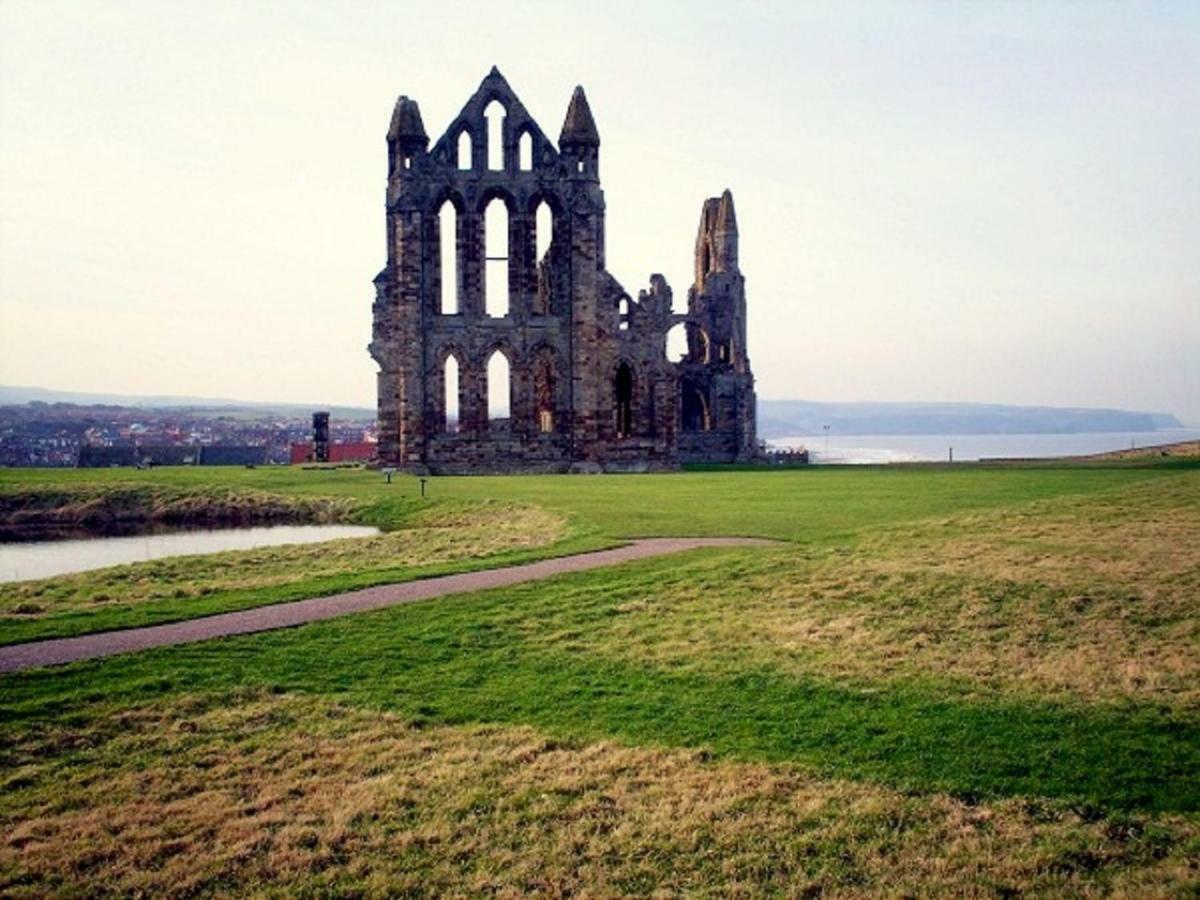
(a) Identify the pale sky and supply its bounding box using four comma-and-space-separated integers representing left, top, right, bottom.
2, 1, 1197, 421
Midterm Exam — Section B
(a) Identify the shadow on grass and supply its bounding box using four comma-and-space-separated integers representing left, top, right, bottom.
3, 607, 1195, 814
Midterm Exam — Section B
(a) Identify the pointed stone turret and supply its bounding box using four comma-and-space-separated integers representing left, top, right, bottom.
559, 86, 600, 148
558, 85, 600, 180
387, 96, 428, 145
387, 95, 428, 178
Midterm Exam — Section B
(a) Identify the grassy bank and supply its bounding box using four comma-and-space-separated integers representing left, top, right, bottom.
0, 483, 357, 535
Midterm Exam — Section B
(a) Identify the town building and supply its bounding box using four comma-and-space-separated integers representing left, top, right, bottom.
288, 441, 377, 465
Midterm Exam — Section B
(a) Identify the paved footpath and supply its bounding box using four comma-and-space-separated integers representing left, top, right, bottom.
0, 537, 773, 673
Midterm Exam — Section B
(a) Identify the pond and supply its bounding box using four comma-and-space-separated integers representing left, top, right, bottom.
0, 524, 381, 583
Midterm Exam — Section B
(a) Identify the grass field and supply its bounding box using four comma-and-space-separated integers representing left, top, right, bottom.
1, 460, 1198, 894
0, 462, 1188, 645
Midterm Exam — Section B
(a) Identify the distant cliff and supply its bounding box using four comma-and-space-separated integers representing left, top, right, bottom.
758, 401, 1184, 438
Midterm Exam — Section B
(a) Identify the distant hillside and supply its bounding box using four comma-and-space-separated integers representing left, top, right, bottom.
758, 400, 1184, 438
0, 386, 375, 422
2, 386, 1185, 436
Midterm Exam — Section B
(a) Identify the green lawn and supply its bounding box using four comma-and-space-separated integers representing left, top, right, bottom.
1, 462, 1185, 644
1, 461, 1198, 895
2, 459, 1187, 541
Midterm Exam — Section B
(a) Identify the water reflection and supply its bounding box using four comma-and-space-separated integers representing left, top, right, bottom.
0, 524, 380, 583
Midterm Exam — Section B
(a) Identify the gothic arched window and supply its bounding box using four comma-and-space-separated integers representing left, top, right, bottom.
485, 101, 505, 171
486, 349, 511, 425
438, 201, 458, 314
484, 198, 510, 317
457, 131, 472, 170
443, 354, 461, 433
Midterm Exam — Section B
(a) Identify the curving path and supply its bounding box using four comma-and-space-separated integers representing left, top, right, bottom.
0, 537, 774, 673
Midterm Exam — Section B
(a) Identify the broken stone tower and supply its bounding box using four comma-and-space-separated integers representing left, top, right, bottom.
369, 68, 756, 473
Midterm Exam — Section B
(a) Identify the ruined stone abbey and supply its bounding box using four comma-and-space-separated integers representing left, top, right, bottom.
370, 69, 756, 472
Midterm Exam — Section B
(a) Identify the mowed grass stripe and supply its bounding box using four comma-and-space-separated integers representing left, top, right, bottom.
3, 550, 1195, 814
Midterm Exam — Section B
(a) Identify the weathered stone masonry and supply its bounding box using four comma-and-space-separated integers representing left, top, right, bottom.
370, 68, 757, 473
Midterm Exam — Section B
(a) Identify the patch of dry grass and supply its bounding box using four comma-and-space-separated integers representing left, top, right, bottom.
2, 691, 1195, 897
0, 501, 566, 619
550, 471, 1200, 709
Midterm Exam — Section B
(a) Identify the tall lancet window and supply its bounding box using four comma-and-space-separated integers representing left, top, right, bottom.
533, 200, 553, 315
486, 350, 511, 425
615, 363, 634, 438
438, 201, 458, 314
534, 349, 556, 433
443, 354, 460, 433
518, 131, 533, 171
485, 101, 505, 171
485, 198, 509, 317
457, 131, 472, 170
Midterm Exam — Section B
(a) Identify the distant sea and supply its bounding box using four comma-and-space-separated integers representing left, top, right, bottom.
771, 429, 1200, 465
